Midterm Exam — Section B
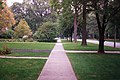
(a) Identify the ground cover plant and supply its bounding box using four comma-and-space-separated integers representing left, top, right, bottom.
68, 53, 120, 80
0, 58, 46, 80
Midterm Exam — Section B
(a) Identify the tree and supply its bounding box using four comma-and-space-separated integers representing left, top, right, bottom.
106, 12, 120, 40
11, 0, 51, 32
33, 21, 57, 41
51, 0, 88, 45
70, 0, 82, 43
10, 2, 25, 25
81, 1, 87, 45
91, 0, 120, 53
86, 13, 98, 39
58, 1, 74, 41
0, 1, 15, 33
14, 19, 32, 38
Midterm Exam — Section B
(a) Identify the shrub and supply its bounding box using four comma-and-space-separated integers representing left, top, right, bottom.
33, 22, 57, 41
0, 44, 12, 55
37, 39, 57, 42
0, 29, 14, 39
26, 38, 34, 42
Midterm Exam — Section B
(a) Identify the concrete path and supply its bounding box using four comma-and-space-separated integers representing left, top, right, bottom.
78, 39, 120, 48
37, 39, 77, 80
66, 50, 120, 54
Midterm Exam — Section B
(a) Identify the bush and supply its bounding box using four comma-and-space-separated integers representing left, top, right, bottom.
26, 38, 34, 42
33, 22, 57, 41
37, 39, 57, 42
0, 44, 12, 55
0, 29, 14, 39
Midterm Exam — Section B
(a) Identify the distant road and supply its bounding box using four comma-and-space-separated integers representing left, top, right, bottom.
77, 39, 120, 48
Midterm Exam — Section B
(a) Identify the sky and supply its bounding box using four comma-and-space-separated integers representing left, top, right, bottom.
7, 0, 23, 7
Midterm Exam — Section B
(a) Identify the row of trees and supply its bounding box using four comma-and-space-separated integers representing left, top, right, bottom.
11, 0, 52, 32
51, 0, 120, 53
0, 0, 58, 41
0, 0, 120, 53
0, 1, 31, 39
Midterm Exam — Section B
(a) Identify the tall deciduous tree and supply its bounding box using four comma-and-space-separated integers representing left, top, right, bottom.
91, 0, 120, 53
81, 1, 87, 45
51, 0, 88, 44
70, 0, 83, 43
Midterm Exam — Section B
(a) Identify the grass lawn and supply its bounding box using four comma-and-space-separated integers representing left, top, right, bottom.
0, 42, 55, 57
0, 42, 55, 50
0, 58, 46, 80
68, 53, 120, 80
63, 41, 120, 51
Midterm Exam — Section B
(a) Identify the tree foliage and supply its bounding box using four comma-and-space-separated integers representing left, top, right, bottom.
90, 0, 120, 53
0, 0, 4, 9
0, 1, 15, 33
33, 21, 57, 41
14, 19, 32, 38
11, 0, 51, 32
0, 29, 14, 38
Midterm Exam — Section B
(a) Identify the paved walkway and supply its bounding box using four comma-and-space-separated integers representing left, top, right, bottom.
37, 39, 77, 80
78, 39, 120, 48
66, 50, 120, 54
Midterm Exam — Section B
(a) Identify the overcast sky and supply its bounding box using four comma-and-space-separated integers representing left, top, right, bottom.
7, 0, 23, 7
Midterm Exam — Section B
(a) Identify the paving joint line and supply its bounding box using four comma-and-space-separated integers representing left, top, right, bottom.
0, 56, 48, 59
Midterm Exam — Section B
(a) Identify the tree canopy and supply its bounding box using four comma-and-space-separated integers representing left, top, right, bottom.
14, 19, 32, 38
0, 1, 15, 33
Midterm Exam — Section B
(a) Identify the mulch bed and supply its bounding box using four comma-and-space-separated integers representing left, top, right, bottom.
11, 49, 51, 53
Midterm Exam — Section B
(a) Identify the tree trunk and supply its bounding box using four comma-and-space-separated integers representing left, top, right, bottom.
98, 29, 105, 53
70, 27, 73, 42
74, 12, 77, 42
81, 2, 87, 46
119, 29, 120, 41
95, 12, 105, 53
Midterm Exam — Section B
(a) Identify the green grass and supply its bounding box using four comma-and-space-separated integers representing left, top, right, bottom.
0, 42, 55, 50
5, 52, 50, 57
0, 58, 46, 80
68, 53, 120, 80
0, 42, 54, 57
63, 41, 120, 51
